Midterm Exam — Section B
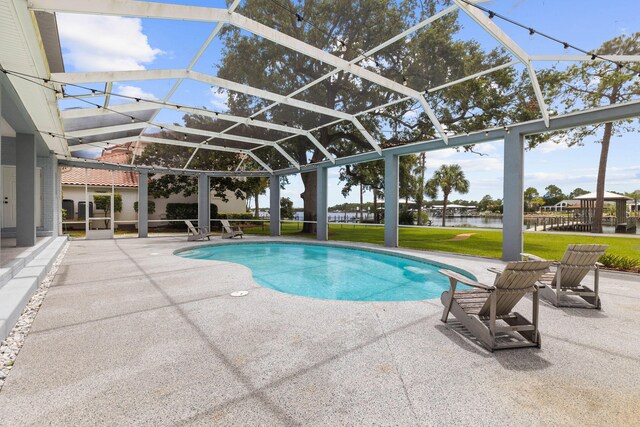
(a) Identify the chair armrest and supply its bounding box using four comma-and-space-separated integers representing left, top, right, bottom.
487, 267, 503, 276
521, 252, 546, 261
438, 269, 494, 290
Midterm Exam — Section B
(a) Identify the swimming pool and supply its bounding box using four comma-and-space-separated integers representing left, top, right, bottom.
176, 243, 474, 301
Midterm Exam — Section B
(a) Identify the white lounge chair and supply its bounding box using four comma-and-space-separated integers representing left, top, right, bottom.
522, 244, 608, 309
184, 220, 215, 241
440, 259, 552, 351
220, 219, 243, 239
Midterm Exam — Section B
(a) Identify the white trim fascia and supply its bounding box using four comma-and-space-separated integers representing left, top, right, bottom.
29, 0, 231, 22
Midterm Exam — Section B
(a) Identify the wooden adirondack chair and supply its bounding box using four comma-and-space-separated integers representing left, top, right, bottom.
220, 220, 244, 239
439, 260, 552, 352
522, 244, 608, 309
184, 220, 215, 241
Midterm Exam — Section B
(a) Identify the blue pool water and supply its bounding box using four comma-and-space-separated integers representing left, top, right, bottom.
177, 243, 474, 301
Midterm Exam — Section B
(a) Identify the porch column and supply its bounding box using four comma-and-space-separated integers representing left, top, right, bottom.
269, 175, 280, 236
197, 173, 209, 229
16, 133, 36, 246
384, 153, 399, 247
502, 132, 525, 261
138, 171, 148, 238
52, 156, 60, 236
316, 167, 328, 241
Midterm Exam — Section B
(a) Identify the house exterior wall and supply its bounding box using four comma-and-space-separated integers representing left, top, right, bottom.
61, 184, 248, 229
212, 193, 247, 214
61, 185, 139, 223
2, 137, 58, 236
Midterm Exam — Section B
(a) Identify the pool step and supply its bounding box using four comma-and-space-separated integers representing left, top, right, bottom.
0, 236, 68, 341
0, 236, 61, 289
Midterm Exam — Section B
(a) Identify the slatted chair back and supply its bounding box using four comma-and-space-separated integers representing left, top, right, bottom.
220, 219, 234, 234
477, 260, 552, 317
184, 220, 199, 234
550, 244, 608, 288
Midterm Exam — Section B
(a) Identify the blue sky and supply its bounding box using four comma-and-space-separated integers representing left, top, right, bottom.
56, 0, 640, 207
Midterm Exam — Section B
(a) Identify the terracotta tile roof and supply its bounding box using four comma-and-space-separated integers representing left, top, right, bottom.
61, 149, 139, 188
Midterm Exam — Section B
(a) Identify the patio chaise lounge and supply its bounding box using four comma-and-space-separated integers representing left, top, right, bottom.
439, 259, 552, 351
184, 220, 215, 241
522, 244, 608, 309
220, 219, 244, 239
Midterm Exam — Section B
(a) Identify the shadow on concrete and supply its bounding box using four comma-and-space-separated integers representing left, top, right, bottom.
434, 323, 552, 371
434, 323, 492, 358
113, 240, 440, 426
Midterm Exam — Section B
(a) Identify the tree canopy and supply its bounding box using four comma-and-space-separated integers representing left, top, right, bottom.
213, 0, 540, 229
136, 0, 603, 228
539, 32, 640, 232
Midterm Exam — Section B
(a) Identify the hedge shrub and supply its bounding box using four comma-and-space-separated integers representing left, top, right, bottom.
133, 200, 156, 214
165, 203, 219, 229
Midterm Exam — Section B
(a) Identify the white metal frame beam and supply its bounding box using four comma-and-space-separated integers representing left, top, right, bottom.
68, 135, 140, 152
160, 124, 299, 169
161, 123, 279, 147
529, 55, 640, 62
215, 4, 470, 147
25, 0, 630, 174
65, 122, 147, 138
59, 103, 305, 168
143, 136, 273, 173
60, 101, 308, 139
52, 69, 367, 156
60, 102, 160, 118
32, 0, 446, 142
453, 0, 550, 127
132, 19, 227, 165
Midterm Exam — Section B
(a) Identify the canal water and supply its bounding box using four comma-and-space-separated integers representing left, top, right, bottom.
289, 212, 638, 234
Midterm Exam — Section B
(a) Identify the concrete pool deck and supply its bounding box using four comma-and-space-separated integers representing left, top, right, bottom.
0, 235, 638, 426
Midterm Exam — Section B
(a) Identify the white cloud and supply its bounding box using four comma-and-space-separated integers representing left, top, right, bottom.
113, 85, 158, 103
209, 88, 229, 112
57, 14, 163, 71
536, 143, 571, 154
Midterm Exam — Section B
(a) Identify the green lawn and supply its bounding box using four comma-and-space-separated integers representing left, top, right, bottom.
243, 222, 640, 261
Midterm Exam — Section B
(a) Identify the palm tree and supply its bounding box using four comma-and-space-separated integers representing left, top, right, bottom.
426, 164, 470, 227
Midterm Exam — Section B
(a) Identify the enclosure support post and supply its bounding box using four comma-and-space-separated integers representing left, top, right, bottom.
502, 132, 525, 261
197, 173, 209, 229
384, 153, 399, 247
317, 167, 328, 241
269, 176, 280, 236
16, 132, 36, 247
138, 171, 148, 238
